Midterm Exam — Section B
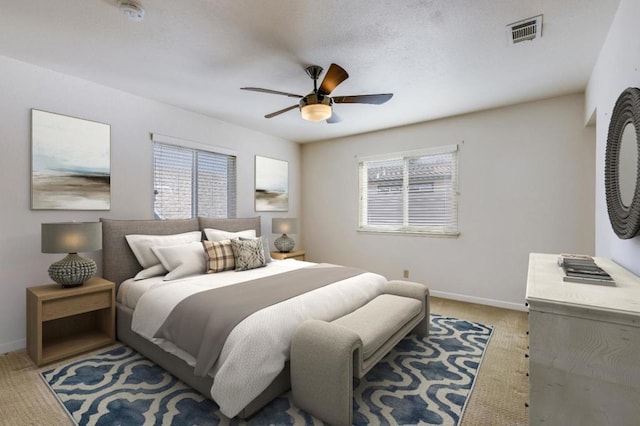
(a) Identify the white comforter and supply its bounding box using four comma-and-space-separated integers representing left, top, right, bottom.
118, 260, 387, 418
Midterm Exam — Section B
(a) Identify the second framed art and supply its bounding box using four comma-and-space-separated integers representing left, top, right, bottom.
255, 155, 288, 211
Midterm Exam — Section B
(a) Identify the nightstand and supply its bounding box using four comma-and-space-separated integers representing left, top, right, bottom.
26, 277, 115, 366
270, 250, 306, 261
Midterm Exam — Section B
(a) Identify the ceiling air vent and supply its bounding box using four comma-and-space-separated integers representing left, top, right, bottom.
506, 15, 542, 45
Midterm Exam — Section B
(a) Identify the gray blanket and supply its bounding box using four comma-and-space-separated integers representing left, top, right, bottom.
154, 263, 365, 376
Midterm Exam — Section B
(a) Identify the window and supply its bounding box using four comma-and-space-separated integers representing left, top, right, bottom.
358, 145, 458, 236
152, 135, 236, 219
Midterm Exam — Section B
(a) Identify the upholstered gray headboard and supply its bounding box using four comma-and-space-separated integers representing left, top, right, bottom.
100, 217, 261, 288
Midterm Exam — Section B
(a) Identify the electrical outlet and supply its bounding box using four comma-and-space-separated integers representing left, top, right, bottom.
403, 269, 409, 279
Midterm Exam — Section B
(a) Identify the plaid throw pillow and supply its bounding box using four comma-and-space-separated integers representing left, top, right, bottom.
203, 240, 235, 273
231, 238, 266, 271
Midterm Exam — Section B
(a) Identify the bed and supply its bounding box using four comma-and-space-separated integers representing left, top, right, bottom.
100, 216, 389, 419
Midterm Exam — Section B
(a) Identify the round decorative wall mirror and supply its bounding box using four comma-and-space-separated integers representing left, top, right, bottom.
618, 123, 638, 207
605, 87, 640, 239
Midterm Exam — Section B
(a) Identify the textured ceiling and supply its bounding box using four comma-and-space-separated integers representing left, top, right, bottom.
0, 0, 621, 143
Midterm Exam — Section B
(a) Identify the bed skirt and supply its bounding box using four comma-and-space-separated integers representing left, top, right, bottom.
116, 303, 291, 419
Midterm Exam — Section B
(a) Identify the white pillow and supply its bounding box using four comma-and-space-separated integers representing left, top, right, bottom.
151, 241, 207, 281
125, 231, 202, 280
203, 228, 256, 242
132, 264, 167, 280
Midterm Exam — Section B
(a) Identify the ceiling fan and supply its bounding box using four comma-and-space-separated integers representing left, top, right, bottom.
241, 63, 393, 123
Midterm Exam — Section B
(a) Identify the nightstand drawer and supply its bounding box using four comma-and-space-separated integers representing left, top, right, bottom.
42, 290, 112, 321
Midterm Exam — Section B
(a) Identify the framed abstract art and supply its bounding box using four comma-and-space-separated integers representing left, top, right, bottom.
255, 155, 288, 212
31, 109, 111, 210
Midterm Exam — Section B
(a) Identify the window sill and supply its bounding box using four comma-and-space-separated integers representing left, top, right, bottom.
357, 228, 460, 238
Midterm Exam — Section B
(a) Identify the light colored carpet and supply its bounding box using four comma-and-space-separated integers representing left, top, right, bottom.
0, 297, 529, 425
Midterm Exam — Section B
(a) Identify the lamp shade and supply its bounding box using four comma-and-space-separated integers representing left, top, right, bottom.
41, 222, 102, 254
272, 218, 297, 235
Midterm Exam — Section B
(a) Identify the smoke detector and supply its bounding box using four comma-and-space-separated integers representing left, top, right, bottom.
119, 0, 145, 22
506, 15, 542, 45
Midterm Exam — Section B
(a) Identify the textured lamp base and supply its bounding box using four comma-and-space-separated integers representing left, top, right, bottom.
274, 234, 295, 253
48, 253, 97, 287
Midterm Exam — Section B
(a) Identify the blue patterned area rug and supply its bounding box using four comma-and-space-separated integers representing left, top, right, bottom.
41, 314, 492, 426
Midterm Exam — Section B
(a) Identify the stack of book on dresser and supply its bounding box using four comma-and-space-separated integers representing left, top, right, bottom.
557, 254, 615, 286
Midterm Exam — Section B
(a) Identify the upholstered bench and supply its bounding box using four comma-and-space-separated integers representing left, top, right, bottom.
290, 280, 430, 425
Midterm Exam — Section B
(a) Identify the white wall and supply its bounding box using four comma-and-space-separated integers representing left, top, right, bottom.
0, 55, 301, 354
302, 94, 595, 309
585, 0, 640, 275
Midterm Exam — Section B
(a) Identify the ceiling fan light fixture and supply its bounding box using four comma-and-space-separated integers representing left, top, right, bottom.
300, 94, 332, 121
241, 63, 392, 121
301, 103, 332, 121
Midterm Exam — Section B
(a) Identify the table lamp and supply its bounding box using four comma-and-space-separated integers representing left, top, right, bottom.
272, 218, 297, 253
41, 222, 102, 287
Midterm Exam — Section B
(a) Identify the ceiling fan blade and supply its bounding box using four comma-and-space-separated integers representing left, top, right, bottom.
241, 87, 303, 98
264, 104, 299, 119
318, 63, 349, 96
332, 93, 393, 105
326, 112, 341, 124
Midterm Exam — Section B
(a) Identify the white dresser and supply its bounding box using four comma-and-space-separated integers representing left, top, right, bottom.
526, 253, 640, 426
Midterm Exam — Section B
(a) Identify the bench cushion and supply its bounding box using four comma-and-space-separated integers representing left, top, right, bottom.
332, 294, 421, 359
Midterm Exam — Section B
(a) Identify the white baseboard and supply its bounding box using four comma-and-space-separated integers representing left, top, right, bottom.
0, 338, 26, 355
429, 290, 528, 312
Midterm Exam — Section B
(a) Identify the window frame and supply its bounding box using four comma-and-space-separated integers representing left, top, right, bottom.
151, 133, 237, 220
358, 144, 459, 237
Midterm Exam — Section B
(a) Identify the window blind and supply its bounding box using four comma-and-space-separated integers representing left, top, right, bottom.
196, 151, 236, 218
358, 145, 458, 236
153, 141, 236, 219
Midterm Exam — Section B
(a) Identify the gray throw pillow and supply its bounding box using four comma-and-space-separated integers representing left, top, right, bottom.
231, 238, 266, 271
240, 236, 272, 263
